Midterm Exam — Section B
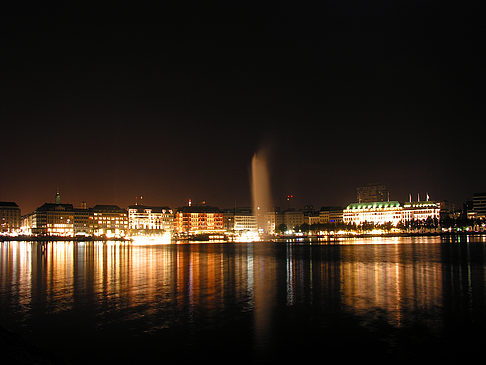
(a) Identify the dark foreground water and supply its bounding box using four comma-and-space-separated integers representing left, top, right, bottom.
1, 236, 486, 364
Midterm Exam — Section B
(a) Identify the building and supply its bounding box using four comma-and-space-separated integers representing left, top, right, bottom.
223, 207, 257, 232
439, 200, 458, 220
254, 209, 276, 235
128, 205, 173, 236
319, 206, 344, 224
473, 193, 486, 218
0, 202, 21, 234
233, 207, 257, 232
356, 183, 389, 203
91, 205, 129, 238
173, 205, 224, 234
307, 214, 320, 226
261, 210, 277, 234
20, 212, 34, 235
74, 207, 91, 236
402, 201, 441, 222
19, 190, 76, 236
282, 210, 304, 230
234, 214, 257, 231
27, 203, 76, 236
21, 202, 129, 237
343, 200, 440, 227
222, 209, 235, 231
344, 201, 403, 227
301, 205, 320, 225
20, 189, 129, 237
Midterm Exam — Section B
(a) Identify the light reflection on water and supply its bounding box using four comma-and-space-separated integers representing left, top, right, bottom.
1, 236, 486, 363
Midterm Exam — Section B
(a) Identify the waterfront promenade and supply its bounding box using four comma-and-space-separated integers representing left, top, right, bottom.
1, 231, 484, 243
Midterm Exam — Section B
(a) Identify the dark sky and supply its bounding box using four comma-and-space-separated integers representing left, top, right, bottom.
1, 1, 484, 213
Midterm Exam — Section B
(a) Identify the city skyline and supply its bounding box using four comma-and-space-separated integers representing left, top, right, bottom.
0, 184, 470, 216
3, 189, 484, 240
1, 2, 484, 215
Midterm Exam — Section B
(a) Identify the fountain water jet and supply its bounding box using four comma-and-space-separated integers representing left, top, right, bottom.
251, 149, 272, 236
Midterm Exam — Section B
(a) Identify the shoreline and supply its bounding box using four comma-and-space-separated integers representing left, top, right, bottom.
0, 235, 132, 242
275, 231, 485, 240
1, 231, 485, 243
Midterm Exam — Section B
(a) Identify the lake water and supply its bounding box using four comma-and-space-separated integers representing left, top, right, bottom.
1, 236, 486, 364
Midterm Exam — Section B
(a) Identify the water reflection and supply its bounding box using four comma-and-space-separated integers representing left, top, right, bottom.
1, 237, 486, 363
338, 243, 444, 327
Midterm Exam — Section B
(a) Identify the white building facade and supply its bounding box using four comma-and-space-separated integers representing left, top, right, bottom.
343, 201, 440, 226
234, 214, 257, 232
128, 205, 173, 235
401, 201, 441, 222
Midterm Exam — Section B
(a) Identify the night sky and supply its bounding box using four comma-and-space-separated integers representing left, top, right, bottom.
1, 1, 484, 214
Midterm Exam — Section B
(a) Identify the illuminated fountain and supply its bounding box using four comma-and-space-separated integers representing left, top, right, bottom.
251, 149, 273, 239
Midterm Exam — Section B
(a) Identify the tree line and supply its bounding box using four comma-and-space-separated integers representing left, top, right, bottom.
276, 216, 485, 234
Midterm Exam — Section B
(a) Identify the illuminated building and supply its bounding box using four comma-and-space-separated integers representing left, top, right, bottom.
173, 205, 224, 234
343, 200, 441, 226
222, 209, 235, 231
22, 203, 129, 237
128, 205, 173, 236
344, 201, 403, 226
235, 214, 257, 231
20, 212, 34, 235
0, 202, 21, 234
28, 203, 76, 236
222, 207, 257, 232
402, 201, 441, 222
91, 205, 129, 238
234, 208, 257, 232
21, 189, 129, 237
20, 190, 75, 236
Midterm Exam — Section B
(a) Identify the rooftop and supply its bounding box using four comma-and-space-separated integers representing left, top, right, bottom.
128, 205, 172, 213
36, 203, 75, 211
345, 201, 401, 210
0, 202, 19, 208
177, 205, 221, 214
403, 201, 440, 208
92, 205, 126, 213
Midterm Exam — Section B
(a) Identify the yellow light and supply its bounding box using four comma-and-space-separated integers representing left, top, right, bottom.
235, 230, 260, 242
131, 231, 172, 245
